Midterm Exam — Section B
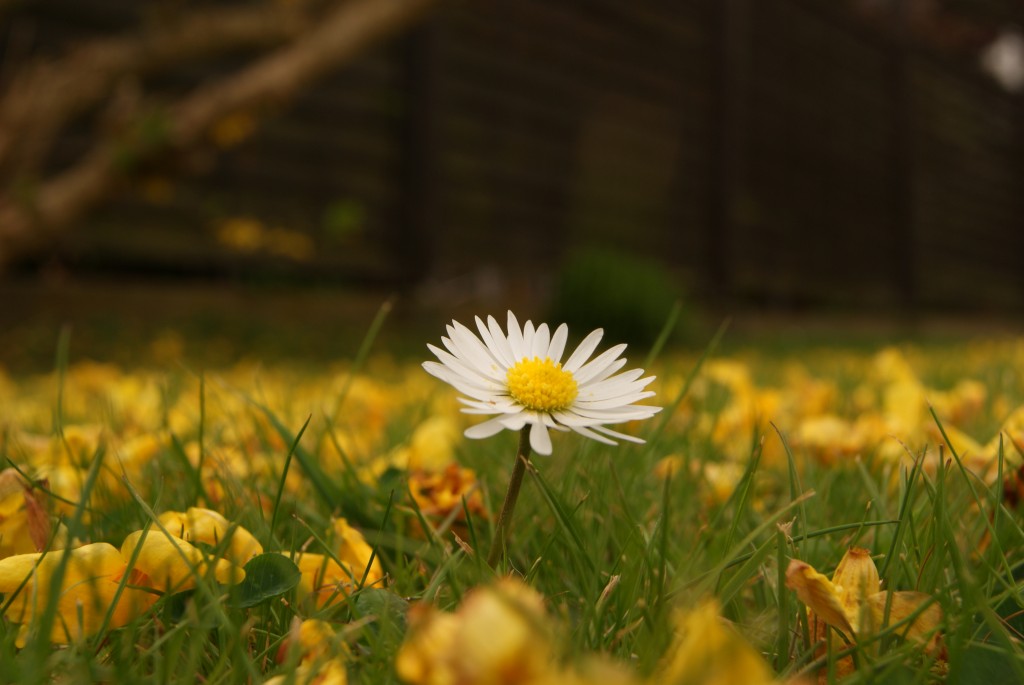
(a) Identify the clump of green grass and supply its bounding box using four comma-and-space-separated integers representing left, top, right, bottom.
0, 312, 1023, 684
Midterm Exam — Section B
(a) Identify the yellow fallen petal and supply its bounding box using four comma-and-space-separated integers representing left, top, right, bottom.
289, 552, 361, 607
0, 551, 49, 620
265, 660, 348, 685
451, 578, 552, 684
122, 529, 244, 592
553, 655, 642, 685
0, 470, 64, 558
866, 591, 943, 652
652, 455, 684, 480
407, 416, 460, 471
0, 506, 35, 559
786, 559, 854, 636
158, 507, 263, 564
331, 519, 382, 587
928, 423, 983, 460
831, 547, 880, 633
275, 617, 351, 665
656, 600, 777, 685
0, 468, 25, 502
396, 578, 555, 685
395, 603, 459, 685
0, 543, 156, 645
884, 379, 926, 434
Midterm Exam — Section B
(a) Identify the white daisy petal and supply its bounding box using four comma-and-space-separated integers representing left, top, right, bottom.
578, 358, 629, 387
487, 315, 516, 366
427, 345, 500, 390
573, 344, 629, 384
458, 396, 515, 411
450, 320, 505, 380
548, 323, 569, 364
472, 316, 499, 357
458, 398, 518, 415
531, 324, 550, 360
424, 313, 659, 454
578, 368, 646, 396
430, 371, 502, 404
465, 418, 508, 439
423, 358, 491, 391
576, 392, 656, 410
506, 311, 526, 360
592, 426, 647, 444
440, 334, 462, 360
550, 410, 594, 426
499, 413, 530, 430
523, 320, 536, 354
477, 316, 514, 368
529, 421, 553, 455
567, 424, 617, 445
562, 406, 661, 423
440, 334, 497, 380
563, 328, 604, 372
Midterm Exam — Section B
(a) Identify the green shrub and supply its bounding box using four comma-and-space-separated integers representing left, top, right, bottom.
549, 247, 685, 347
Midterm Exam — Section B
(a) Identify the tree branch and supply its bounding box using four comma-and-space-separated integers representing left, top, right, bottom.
0, 1, 322, 179
0, 0, 441, 266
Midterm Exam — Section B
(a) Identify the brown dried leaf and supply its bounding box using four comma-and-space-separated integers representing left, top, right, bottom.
22, 487, 52, 552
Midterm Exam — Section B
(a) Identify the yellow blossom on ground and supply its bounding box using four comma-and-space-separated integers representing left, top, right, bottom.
1, 469, 44, 558
0, 468, 69, 560
290, 553, 359, 608
158, 507, 263, 565
786, 547, 943, 681
990, 405, 1024, 456
408, 464, 486, 539
268, 618, 350, 685
285, 618, 349, 663
121, 528, 245, 593
537, 656, 641, 685
113, 432, 167, 476
395, 603, 460, 685
264, 659, 348, 685
882, 378, 926, 437
397, 416, 462, 472
353, 417, 461, 487
289, 518, 383, 608
793, 415, 858, 465
0, 542, 157, 646
331, 518, 382, 584
396, 577, 554, 685
931, 379, 987, 425
653, 454, 685, 480
656, 599, 779, 685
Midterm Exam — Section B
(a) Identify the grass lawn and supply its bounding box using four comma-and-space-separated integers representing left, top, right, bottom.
1, 296, 1023, 683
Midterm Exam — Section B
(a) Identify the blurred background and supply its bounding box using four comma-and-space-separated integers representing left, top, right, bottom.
1, 0, 1023, 366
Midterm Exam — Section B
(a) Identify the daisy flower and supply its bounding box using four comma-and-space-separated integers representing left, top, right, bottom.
423, 311, 661, 455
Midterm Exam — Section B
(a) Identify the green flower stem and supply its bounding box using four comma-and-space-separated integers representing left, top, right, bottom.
486, 426, 533, 568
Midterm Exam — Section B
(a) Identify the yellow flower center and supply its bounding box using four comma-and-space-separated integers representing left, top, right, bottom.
506, 357, 578, 412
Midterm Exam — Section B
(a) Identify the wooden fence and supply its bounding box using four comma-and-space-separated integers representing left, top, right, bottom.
5, 0, 1024, 311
